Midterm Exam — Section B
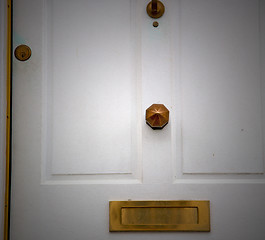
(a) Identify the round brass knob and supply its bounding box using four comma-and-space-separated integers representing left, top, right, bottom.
146, 104, 169, 129
14, 45, 31, 61
146, 0, 165, 19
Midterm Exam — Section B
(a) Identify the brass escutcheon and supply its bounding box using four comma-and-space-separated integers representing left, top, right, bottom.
14, 45, 31, 61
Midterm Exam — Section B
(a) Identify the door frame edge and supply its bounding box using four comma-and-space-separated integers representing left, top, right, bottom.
4, 0, 12, 239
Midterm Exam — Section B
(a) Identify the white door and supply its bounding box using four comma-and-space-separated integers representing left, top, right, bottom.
11, 0, 265, 239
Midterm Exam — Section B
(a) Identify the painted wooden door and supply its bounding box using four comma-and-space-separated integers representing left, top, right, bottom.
11, 0, 265, 239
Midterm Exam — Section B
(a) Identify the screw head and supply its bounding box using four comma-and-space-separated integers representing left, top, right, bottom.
153, 21, 159, 27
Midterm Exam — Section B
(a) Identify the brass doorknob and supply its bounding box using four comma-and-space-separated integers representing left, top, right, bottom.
146, 0, 165, 19
146, 104, 169, 129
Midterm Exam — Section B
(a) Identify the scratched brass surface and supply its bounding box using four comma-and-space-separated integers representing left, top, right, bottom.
121, 207, 198, 225
109, 201, 210, 232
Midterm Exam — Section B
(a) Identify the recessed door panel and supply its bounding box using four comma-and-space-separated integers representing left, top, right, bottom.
41, 0, 140, 178
180, 0, 263, 174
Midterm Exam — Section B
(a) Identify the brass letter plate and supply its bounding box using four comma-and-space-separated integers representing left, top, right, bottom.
109, 201, 210, 232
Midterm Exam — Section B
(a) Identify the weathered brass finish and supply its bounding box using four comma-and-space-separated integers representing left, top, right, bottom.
146, 0, 165, 19
109, 201, 210, 232
146, 104, 169, 129
121, 207, 198, 225
14, 44, 31, 61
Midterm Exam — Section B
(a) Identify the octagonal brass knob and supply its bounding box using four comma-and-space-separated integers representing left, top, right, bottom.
146, 104, 169, 129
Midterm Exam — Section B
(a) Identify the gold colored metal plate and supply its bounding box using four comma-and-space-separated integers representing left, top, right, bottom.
14, 44, 31, 61
109, 201, 210, 232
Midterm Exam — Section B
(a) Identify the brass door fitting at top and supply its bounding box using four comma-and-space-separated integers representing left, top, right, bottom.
146, 0, 165, 19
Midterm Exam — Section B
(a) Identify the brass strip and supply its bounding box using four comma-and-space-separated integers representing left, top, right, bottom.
4, 0, 12, 239
109, 201, 210, 232
121, 207, 198, 225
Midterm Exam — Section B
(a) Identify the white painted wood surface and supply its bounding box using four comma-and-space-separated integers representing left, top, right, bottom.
42, 0, 140, 178
11, 0, 265, 239
181, 0, 263, 174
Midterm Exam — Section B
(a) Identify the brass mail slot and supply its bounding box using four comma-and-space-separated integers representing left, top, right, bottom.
109, 201, 210, 232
